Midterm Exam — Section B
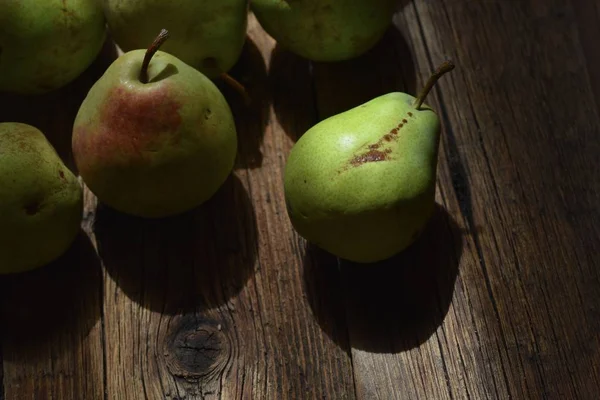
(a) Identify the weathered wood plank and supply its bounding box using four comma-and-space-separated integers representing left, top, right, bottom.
95, 15, 355, 400
0, 38, 116, 400
415, 1, 600, 398
2, 2, 599, 399
307, 0, 600, 399
0, 231, 105, 400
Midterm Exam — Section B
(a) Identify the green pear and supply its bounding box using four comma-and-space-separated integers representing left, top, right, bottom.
0, 0, 106, 94
72, 30, 238, 218
251, 0, 397, 62
102, 0, 249, 78
284, 61, 455, 263
0, 123, 83, 274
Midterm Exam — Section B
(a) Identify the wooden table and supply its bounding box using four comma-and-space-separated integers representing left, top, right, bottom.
1, 2, 599, 399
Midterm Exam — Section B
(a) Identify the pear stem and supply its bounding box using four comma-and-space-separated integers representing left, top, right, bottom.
220, 72, 251, 106
413, 60, 455, 110
139, 29, 170, 84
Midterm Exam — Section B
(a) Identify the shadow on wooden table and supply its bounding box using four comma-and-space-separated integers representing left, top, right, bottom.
0, 35, 118, 173
304, 204, 463, 354
269, 24, 416, 142
267, 45, 315, 142
0, 231, 103, 359
94, 174, 257, 315
217, 36, 270, 170
302, 244, 353, 356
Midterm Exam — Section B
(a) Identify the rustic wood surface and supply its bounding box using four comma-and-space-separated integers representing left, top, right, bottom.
1, 1, 599, 399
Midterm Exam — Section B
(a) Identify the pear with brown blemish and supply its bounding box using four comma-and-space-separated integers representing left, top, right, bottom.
284, 61, 455, 263
0, 0, 106, 94
72, 29, 237, 218
251, 0, 397, 62
102, 0, 248, 79
0, 123, 83, 274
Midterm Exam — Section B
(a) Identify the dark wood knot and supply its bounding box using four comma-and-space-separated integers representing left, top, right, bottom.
164, 316, 230, 381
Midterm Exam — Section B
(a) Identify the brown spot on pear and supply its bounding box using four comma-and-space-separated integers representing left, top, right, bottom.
350, 148, 392, 167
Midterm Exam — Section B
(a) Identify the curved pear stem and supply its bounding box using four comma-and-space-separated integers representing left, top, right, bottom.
140, 29, 170, 84
220, 72, 251, 106
413, 60, 455, 110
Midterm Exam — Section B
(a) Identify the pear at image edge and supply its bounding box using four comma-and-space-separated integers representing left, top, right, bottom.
71, 30, 238, 219
283, 62, 455, 263
0, 0, 106, 95
251, 0, 397, 62
102, 0, 249, 79
0, 123, 83, 274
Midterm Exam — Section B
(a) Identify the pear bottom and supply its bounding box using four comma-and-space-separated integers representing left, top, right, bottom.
0, 215, 82, 274
289, 191, 436, 264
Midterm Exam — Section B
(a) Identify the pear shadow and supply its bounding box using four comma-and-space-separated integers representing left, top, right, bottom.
310, 24, 417, 121
94, 174, 258, 315
150, 63, 179, 82
302, 239, 352, 356
0, 35, 118, 173
268, 45, 316, 142
269, 23, 417, 142
0, 230, 103, 360
216, 36, 269, 169
304, 204, 463, 353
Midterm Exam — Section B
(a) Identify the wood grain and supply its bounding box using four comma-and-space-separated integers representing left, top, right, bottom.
1, 2, 599, 399
307, 0, 600, 399
90, 16, 354, 400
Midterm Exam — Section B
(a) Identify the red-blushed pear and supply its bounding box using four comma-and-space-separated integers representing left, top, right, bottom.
283, 61, 455, 263
72, 30, 238, 218
0, 123, 83, 274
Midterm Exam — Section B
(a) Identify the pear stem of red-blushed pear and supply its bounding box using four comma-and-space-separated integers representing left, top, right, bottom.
140, 29, 170, 84
412, 60, 455, 110
220, 72, 252, 106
